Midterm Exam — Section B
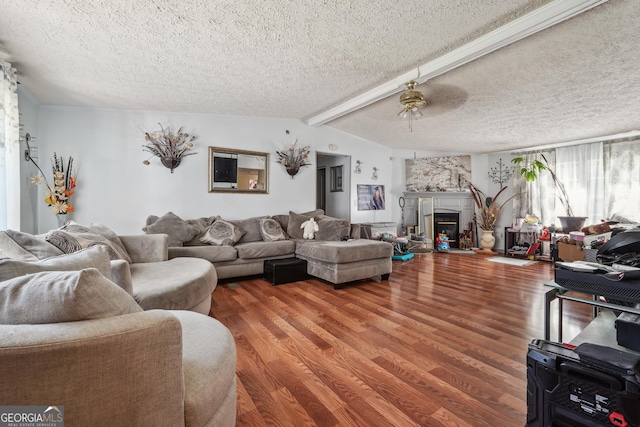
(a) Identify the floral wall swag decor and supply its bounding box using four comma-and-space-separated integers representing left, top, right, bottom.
143, 123, 197, 173
276, 140, 311, 178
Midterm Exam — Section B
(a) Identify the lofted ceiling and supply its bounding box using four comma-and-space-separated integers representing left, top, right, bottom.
0, 0, 638, 154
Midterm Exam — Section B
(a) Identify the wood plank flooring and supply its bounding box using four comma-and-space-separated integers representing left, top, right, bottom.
210, 252, 592, 426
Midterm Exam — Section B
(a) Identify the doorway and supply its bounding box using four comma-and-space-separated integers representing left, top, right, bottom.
316, 167, 326, 212
316, 153, 350, 220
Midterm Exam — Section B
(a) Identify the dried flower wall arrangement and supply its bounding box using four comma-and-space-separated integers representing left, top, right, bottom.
143, 123, 197, 173
276, 141, 311, 178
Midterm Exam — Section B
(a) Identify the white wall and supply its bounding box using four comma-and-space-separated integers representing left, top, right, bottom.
31, 106, 394, 234
23, 103, 514, 247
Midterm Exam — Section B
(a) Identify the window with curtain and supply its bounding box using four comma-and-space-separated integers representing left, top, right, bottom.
512, 150, 556, 224
0, 60, 20, 230
604, 139, 640, 221
513, 137, 640, 226
555, 142, 604, 225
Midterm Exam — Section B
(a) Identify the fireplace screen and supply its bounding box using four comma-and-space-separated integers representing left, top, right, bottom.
434, 212, 460, 248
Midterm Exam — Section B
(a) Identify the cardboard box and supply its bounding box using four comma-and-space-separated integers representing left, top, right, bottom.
557, 242, 585, 262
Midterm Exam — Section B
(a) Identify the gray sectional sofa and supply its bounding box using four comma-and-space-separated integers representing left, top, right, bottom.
0, 226, 217, 315
144, 209, 394, 286
0, 233, 236, 426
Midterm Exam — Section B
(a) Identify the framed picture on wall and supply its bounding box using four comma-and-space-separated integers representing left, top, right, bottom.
330, 165, 343, 192
357, 184, 385, 210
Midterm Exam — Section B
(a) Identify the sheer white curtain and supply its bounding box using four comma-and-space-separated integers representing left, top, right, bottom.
555, 142, 604, 225
0, 60, 20, 230
604, 139, 640, 221
512, 150, 556, 224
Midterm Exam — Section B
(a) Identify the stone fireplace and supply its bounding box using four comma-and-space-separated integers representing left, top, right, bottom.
402, 192, 475, 246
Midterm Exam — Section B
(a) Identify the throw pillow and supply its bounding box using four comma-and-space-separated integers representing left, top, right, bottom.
258, 217, 288, 242
315, 215, 351, 241
199, 219, 245, 246
274, 210, 323, 234
0, 230, 64, 261
0, 245, 112, 282
303, 209, 325, 217
57, 222, 133, 263
272, 214, 289, 231
183, 216, 218, 246
0, 268, 142, 325
230, 216, 267, 243
287, 211, 312, 239
46, 228, 130, 262
142, 211, 198, 247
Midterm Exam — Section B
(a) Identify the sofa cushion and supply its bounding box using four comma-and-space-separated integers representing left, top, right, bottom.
130, 258, 217, 311
315, 215, 351, 241
0, 230, 64, 260
286, 211, 311, 239
0, 268, 142, 324
200, 219, 245, 246
143, 212, 199, 247
0, 245, 113, 282
184, 216, 218, 246
275, 209, 324, 234
272, 214, 289, 232
295, 239, 393, 263
230, 216, 266, 244
171, 310, 237, 427
54, 222, 133, 263
169, 245, 238, 263
45, 228, 129, 262
235, 240, 296, 260
258, 217, 288, 242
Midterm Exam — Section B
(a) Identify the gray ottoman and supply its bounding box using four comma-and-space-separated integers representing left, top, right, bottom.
295, 239, 393, 286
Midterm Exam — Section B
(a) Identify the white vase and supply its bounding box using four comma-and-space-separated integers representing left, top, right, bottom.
479, 229, 495, 251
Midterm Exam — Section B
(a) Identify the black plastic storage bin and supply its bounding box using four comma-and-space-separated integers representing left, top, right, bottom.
263, 258, 308, 285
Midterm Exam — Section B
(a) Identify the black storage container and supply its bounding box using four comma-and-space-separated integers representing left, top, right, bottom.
526, 339, 640, 427
263, 258, 308, 285
616, 312, 640, 352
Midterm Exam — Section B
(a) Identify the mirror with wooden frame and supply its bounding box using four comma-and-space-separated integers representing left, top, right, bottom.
417, 196, 434, 247
208, 147, 269, 193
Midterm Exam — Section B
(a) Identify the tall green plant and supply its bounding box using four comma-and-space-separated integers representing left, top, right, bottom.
511, 154, 574, 216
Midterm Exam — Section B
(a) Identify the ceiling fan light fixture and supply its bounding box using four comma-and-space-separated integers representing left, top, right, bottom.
398, 80, 427, 131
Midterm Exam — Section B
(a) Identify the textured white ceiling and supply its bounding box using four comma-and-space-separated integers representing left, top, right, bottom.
1, 0, 637, 153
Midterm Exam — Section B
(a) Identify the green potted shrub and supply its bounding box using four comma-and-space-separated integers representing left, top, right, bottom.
511, 155, 587, 232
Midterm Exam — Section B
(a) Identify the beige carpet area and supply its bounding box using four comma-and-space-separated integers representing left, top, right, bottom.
486, 256, 535, 266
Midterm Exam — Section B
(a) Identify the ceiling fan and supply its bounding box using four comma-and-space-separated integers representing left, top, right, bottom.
397, 80, 427, 132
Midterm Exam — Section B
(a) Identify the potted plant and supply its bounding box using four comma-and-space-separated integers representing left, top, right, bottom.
511, 155, 587, 232
468, 183, 516, 251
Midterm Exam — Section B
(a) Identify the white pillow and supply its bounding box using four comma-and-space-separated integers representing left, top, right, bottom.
0, 268, 142, 324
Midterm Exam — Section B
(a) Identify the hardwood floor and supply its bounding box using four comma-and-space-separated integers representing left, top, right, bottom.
210, 252, 592, 426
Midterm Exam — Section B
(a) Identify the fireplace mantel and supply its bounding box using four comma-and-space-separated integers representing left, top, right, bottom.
401, 192, 475, 239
